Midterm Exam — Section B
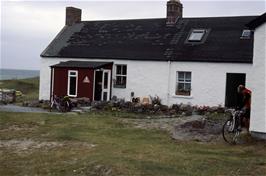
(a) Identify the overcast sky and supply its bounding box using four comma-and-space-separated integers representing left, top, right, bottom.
1, 0, 265, 70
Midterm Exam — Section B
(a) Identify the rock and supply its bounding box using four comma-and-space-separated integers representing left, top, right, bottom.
160, 105, 169, 112
91, 101, 108, 110
71, 108, 83, 114
181, 119, 206, 129
80, 106, 92, 112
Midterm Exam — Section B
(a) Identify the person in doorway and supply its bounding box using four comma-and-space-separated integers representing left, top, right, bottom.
237, 85, 252, 130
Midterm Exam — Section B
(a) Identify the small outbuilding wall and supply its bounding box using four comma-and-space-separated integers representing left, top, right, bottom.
52, 67, 95, 99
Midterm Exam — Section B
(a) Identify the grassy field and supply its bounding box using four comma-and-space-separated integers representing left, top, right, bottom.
0, 111, 266, 176
0, 77, 39, 102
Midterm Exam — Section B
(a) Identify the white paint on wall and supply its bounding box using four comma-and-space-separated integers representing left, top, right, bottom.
250, 23, 266, 134
40, 57, 253, 107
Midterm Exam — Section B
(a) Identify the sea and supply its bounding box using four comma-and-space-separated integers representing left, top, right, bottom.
0, 69, 40, 80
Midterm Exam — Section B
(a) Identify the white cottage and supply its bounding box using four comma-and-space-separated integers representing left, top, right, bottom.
40, 0, 259, 109
248, 13, 266, 140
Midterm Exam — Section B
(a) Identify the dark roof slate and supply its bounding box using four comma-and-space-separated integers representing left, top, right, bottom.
51, 61, 112, 69
247, 13, 266, 29
42, 16, 258, 63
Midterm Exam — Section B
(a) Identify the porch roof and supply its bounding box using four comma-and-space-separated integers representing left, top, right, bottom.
51, 61, 113, 69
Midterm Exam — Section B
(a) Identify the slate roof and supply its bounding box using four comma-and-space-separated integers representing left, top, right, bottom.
51, 61, 113, 69
247, 13, 266, 29
41, 16, 258, 63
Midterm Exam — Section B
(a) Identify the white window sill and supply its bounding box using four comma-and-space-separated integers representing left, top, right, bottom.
172, 95, 193, 99
68, 95, 77, 98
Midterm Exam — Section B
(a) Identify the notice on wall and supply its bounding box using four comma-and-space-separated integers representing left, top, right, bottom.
83, 76, 90, 83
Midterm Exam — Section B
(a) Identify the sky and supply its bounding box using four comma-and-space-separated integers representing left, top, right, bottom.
1, 0, 265, 70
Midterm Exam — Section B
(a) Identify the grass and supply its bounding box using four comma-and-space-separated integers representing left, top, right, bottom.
0, 77, 39, 102
0, 111, 266, 176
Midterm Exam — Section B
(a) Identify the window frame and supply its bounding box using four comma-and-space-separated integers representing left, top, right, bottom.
175, 71, 192, 96
114, 64, 127, 89
188, 29, 206, 42
67, 70, 78, 97
185, 28, 210, 44
241, 29, 252, 39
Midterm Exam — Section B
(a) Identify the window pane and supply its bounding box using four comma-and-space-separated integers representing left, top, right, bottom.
70, 72, 77, 76
188, 30, 205, 41
116, 76, 122, 85
185, 72, 191, 82
122, 76, 127, 86
122, 65, 127, 75
176, 71, 192, 96
103, 92, 108, 101
178, 83, 184, 91
115, 65, 127, 88
69, 77, 76, 95
184, 83, 191, 91
242, 30, 251, 38
104, 72, 108, 89
116, 65, 121, 74
178, 72, 184, 79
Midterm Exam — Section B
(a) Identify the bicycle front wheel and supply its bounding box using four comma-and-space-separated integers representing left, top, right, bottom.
222, 119, 239, 144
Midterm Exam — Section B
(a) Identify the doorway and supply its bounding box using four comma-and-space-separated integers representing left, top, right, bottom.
94, 70, 111, 101
225, 73, 246, 108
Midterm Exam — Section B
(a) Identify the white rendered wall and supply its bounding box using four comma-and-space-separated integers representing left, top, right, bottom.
168, 62, 252, 106
40, 58, 252, 107
250, 23, 266, 134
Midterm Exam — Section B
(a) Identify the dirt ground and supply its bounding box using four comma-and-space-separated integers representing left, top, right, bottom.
120, 114, 241, 143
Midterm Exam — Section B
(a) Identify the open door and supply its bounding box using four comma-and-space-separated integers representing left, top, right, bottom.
93, 69, 111, 101
225, 73, 246, 108
94, 70, 103, 101
101, 70, 111, 101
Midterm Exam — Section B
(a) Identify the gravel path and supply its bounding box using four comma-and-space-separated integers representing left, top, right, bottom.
0, 104, 48, 113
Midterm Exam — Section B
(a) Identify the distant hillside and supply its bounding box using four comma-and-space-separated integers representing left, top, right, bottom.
0, 69, 39, 80
0, 77, 39, 102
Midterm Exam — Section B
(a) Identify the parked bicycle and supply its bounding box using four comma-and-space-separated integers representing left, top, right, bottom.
222, 109, 249, 144
50, 95, 73, 112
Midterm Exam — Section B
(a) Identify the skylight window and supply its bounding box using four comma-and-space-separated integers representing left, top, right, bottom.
188, 29, 206, 42
241, 30, 251, 39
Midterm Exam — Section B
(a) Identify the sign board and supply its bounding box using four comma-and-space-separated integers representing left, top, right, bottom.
83, 76, 90, 83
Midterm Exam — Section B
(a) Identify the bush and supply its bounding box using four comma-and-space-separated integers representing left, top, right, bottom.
149, 95, 161, 106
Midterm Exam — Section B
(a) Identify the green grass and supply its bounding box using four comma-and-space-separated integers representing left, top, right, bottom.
0, 77, 39, 102
0, 112, 266, 176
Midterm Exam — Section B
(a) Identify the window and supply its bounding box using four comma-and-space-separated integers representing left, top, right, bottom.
241, 30, 251, 39
176, 72, 192, 96
188, 29, 206, 42
114, 65, 127, 88
68, 70, 78, 97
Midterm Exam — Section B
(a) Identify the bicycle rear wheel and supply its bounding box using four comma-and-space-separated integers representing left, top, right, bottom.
222, 119, 239, 144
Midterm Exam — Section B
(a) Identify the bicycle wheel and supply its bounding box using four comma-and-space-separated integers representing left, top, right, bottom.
222, 119, 239, 144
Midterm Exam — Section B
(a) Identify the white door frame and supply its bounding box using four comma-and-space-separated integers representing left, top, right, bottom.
101, 70, 111, 101
93, 69, 111, 101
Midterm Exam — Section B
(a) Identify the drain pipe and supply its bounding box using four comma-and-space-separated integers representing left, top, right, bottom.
167, 60, 171, 106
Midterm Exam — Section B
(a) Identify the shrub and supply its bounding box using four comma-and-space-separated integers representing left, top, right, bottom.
149, 95, 161, 106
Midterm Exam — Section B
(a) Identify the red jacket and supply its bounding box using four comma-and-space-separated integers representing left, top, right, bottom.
242, 88, 252, 109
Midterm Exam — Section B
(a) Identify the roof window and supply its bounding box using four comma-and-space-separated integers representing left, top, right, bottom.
188, 29, 206, 42
241, 30, 251, 39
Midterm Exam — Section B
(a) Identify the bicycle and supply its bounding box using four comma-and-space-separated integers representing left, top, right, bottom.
50, 95, 72, 112
222, 109, 249, 144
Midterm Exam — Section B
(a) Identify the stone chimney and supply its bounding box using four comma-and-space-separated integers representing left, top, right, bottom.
66, 7, 82, 26
166, 0, 183, 26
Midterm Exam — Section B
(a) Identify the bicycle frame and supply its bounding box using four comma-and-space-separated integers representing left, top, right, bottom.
223, 109, 244, 144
